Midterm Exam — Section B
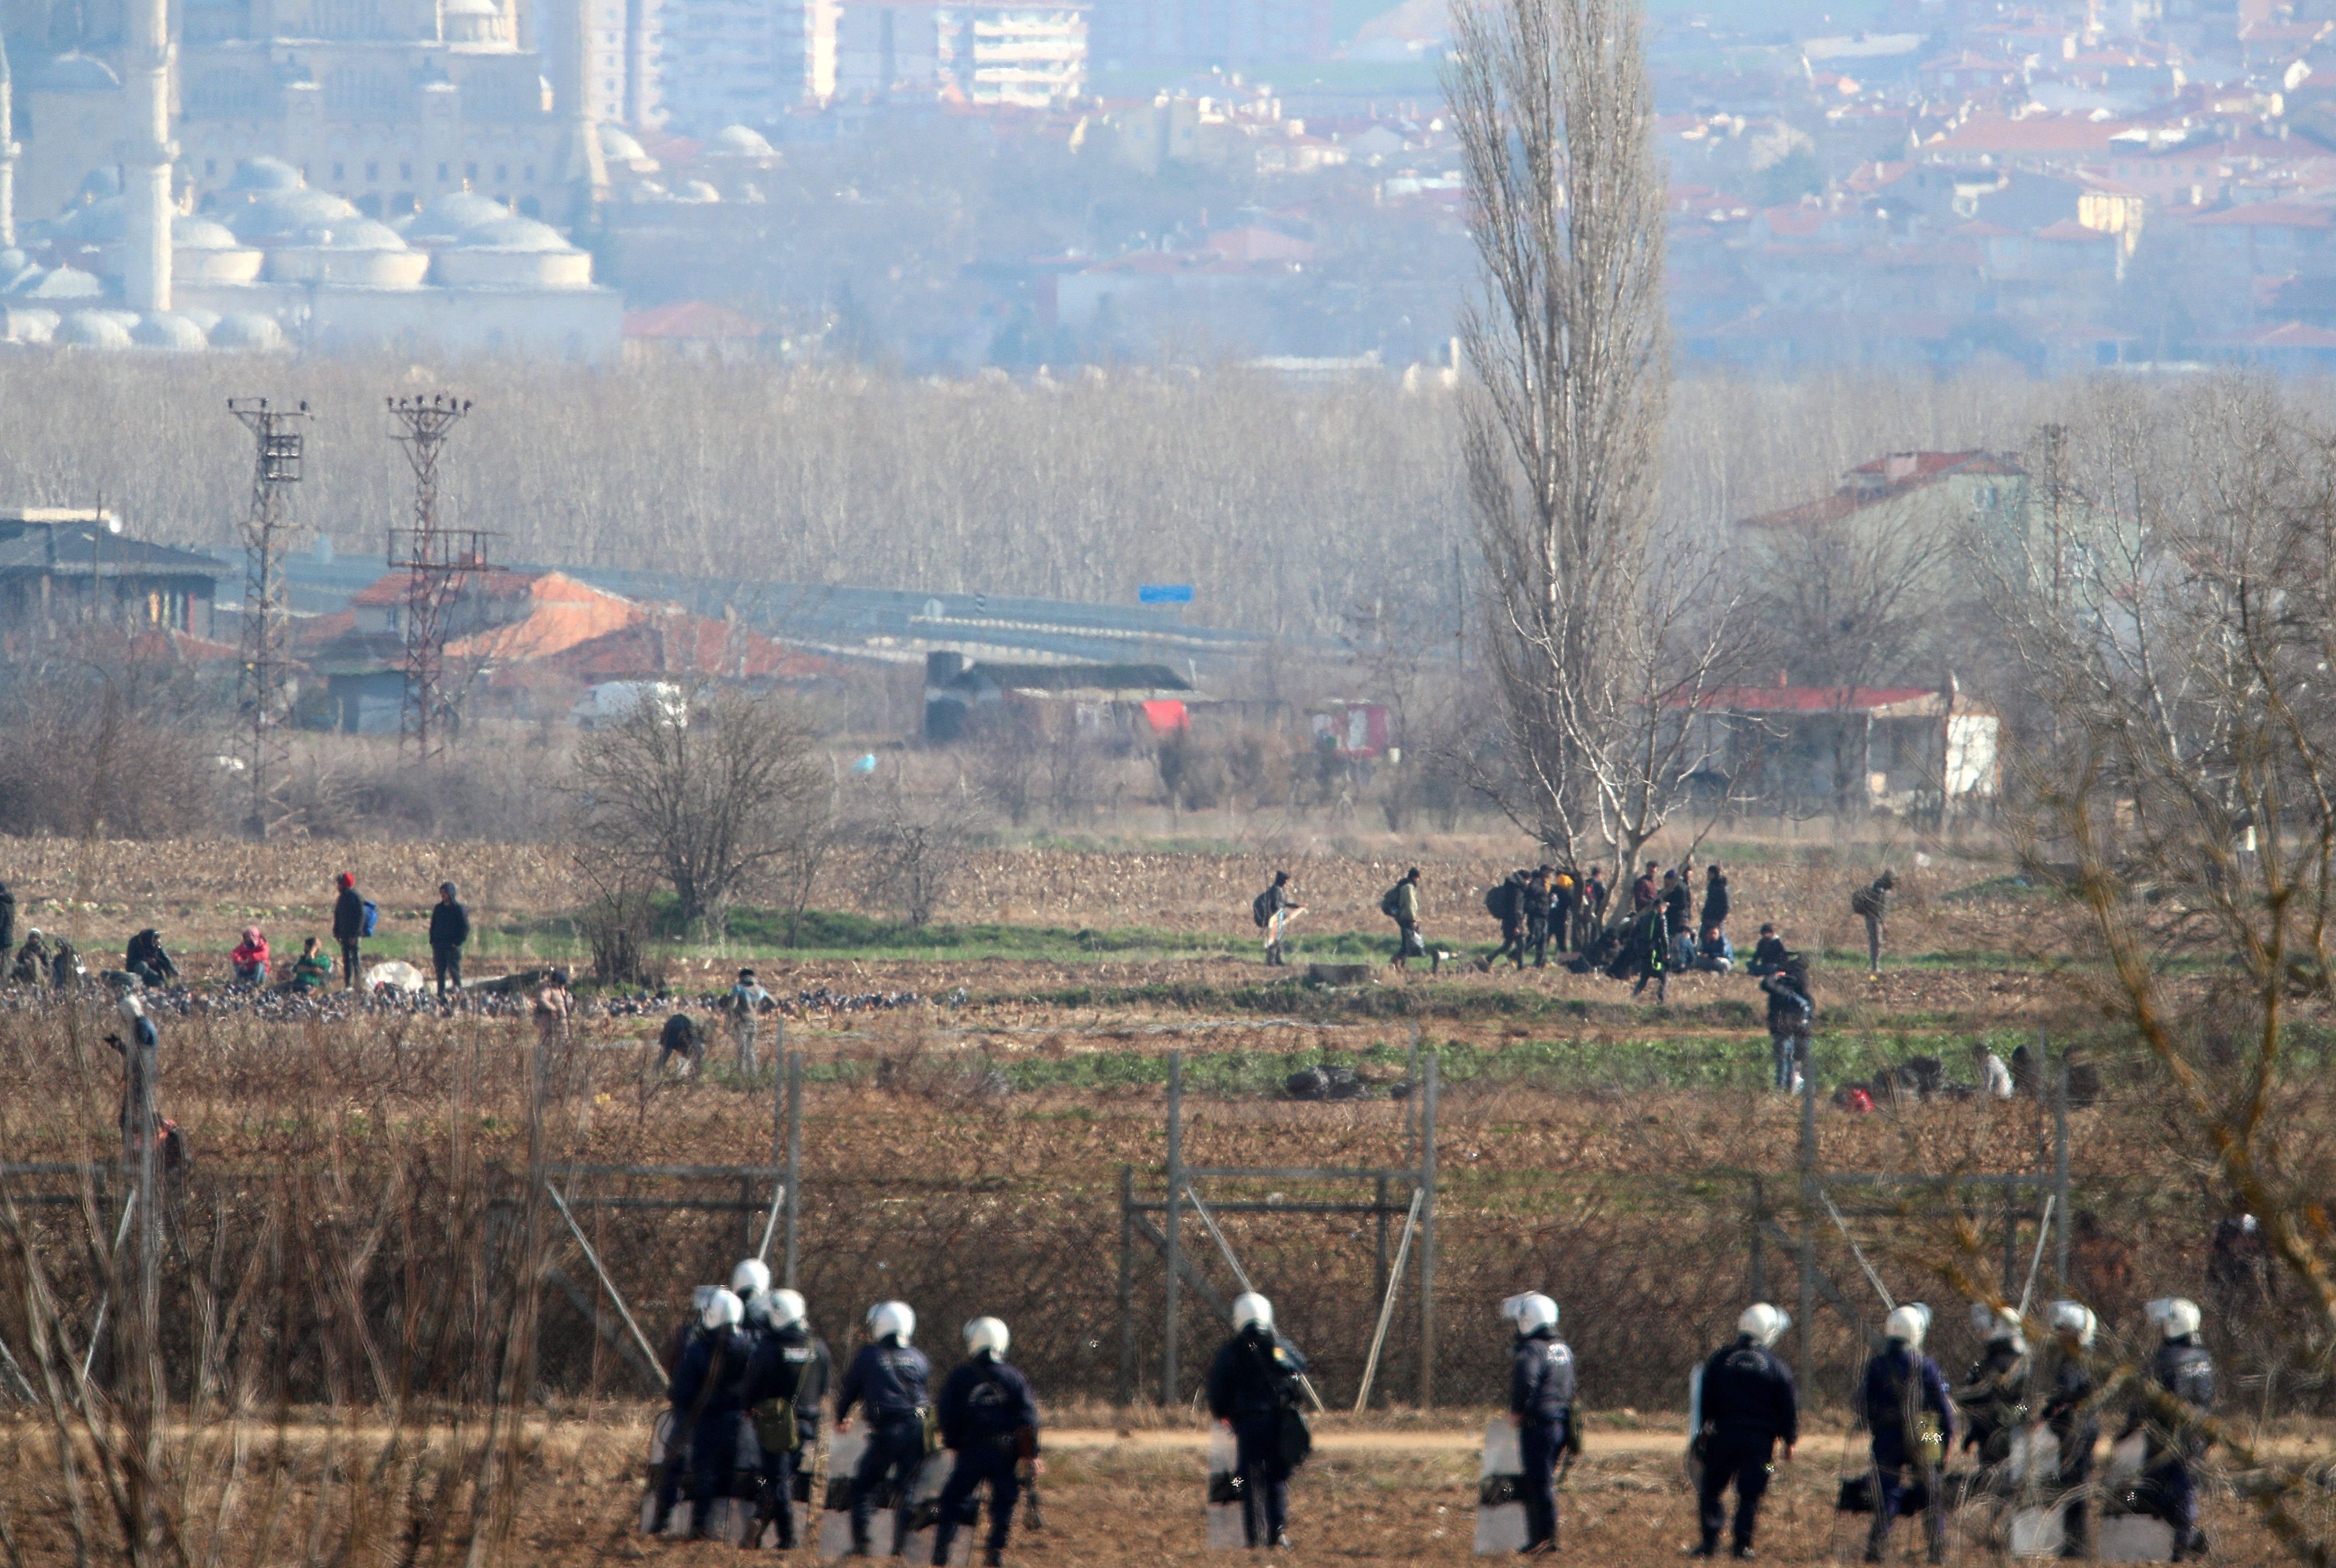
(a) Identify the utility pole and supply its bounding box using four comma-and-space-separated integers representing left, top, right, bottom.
229, 397, 308, 839
386, 394, 496, 761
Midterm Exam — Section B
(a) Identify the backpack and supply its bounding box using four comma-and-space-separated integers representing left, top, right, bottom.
1380, 883, 1405, 919
360, 899, 380, 937
1253, 890, 1274, 929
1850, 884, 1882, 918
1484, 881, 1516, 921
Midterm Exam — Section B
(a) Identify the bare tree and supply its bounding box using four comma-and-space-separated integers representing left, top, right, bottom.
1446, 0, 1740, 889
853, 776, 985, 928
571, 684, 825, 930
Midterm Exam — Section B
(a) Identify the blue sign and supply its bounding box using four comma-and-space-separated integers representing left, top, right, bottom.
1138, 584, 1194, 605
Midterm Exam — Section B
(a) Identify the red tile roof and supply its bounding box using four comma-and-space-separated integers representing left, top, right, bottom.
1738, 450, 2024, 530
547, 615, 839, 683
623, 301, 765, 340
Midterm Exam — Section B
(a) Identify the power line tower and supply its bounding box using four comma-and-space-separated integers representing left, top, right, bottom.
386, 393, 497, 761
229, 396, 309, 839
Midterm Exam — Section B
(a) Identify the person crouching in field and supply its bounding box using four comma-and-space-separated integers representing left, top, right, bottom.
229, 926, 269, 987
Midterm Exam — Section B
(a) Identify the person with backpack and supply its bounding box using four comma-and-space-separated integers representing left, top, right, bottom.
2124, 1297, 2215, 1561
1852, 870, 1896, 977
1580, 868, 1607, 950
745, 1287, 832, 1551
1504, 1292, 1577, 1557
1548, 873, 1574, 956
1521, 868, 1553, 969
1383, 868, 1436, 975
837, 1300, 933, 1558
1760, 956, 1814, 1092
662, 1287, 754, 1539
1207, 1292, 1309, 1551
1252, 872, 1304, 968
428, 882, 470, 1000
727, 968, 775, 1074
1662, 871, 1695, 973
1859, 1304, 1953, 1565
658, 1012, 705, 1074
932, 1316, 1041, 1568
1482, 870, 1531, 971
331, 873, 366, 989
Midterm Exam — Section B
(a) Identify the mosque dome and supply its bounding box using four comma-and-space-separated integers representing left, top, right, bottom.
131, 313, 211, 350
31, 52, 122, 91
55, 310, 134, 349
228, 187, 360, 244
433, 216, 593, 288
222, 156, 304, 195
268, 219, 430, 287
399, 190, 509, 244
176, 307, 223, 333
172, 216, 242, 248
172, 215, 266, 283
710, 124, 776, 156
5, 309, 61, 344
210, 312, 288, 350
599, 123, 651, 161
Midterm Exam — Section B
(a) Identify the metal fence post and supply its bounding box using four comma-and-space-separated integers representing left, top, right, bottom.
783, 1046, 803, 1289
1417, 1050, 1438, 1409
1164, 1050, 1183, 1408
2054, 1054, 2071, 1287
1118, 1164, 1136, 1407
1797, 1072, 1816, 1382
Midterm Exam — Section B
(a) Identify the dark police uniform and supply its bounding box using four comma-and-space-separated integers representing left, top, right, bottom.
932, 1348, 1040, 1565
1952, 1336, 2029, 1468
745, 1320, 831, 1548
668, 1322, 753, 1538
2131, 1335, 2215, 1559
1859, 1344, 1955, 1564
1511, 1325, 1576, 1555
2038, 1343, 2099, 1557
1206, 1324, 1309, 1549
1694, 1335, 1797, 1558
837, 1334, 933, 1555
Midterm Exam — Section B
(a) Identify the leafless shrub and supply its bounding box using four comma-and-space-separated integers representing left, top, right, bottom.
0, 636, 225, 839
852, 779, 986, 927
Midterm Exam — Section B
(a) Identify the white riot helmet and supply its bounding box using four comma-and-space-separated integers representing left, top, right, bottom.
1738, 1303, 1789, 1348
1503, 1293, 1560, 1335
764, 1288, 807, 1330
1969, 1304, 2025, 1348
868, 1300, 916, 1344
732, 1259, 772, 1297
1231, 1292, 1274, 1333
1884, 1303, 1932, 1348
2047, 1300, 2097, 1346
964, 1316, 1010, 1356
2148, 1297, 2202, 1340
702, 1287, 745, 1332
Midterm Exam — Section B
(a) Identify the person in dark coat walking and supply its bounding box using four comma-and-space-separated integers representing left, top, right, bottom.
744, 1287, 831, 1551
1693, 1304, 1798, 1559
428, 882, 469, 998
1503, 1291, 1575, 1557
837, 1300, 933, 1557
331, 873, 366, 989
932, 1316, 1040, 1568
1700, 866, 1731, 937
1206, 1292, 1308, 1551
1579, 869, 1607, 950
663, 1287, 753, 1539
1662, 870, 1695, 971
1860, 1305, 1954, 1565
1760, 958, 1814, 1092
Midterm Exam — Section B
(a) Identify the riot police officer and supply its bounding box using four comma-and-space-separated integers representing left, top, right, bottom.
1692, 1304, 1798, 1560
837, 1300, 933, 1557
2126, 1297, 2215, 1561
667, 1287, 755, 1540
744, 1288, 831, 1551
2037, 1301, 2100, 1558
932, 1317, 1041, 1568
1205, 1292, 1309, 1551
1952, 1305, 2029, 1471
1504, 1292, 1575, 1558
1860, 1304, 1954, 1565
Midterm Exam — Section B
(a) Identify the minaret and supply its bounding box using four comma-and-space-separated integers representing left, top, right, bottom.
120, 0, 175, 309
560, 0, 607, 220
0, 26, 18, 249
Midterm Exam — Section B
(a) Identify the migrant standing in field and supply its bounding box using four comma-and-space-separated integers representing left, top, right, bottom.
430, 881, 470, 999
1253, 871, 1303, 968
1207, 1293, 1309, 1551
2038, 1301, 2100, 1558
838, 1300, 933, 1558
533, 970, 573, 1054
229, 925, 269, 986
1504, 1292, 1575, 1557
0, 880, 14, 956
1852, 871, 1895, 977
1548, 873, 1574, 955
1760, 959, 1813, 1093
1663, 870, 1695, 973
1692, 1304, 1796, 1560
331, 872, 366, 988
745, 1286, 830, 1550
1859, 1304, 1952, 1565
2128, 1297, 2215, 1561
1699, 865, 1730, 939
1578, 868, 1606, 949
932, 1316, 1040, 1568
1522, 867, 1553, 969
728, 968, 775, 1074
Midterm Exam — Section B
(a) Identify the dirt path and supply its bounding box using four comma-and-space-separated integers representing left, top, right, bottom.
1045, 1425, 1683, 1455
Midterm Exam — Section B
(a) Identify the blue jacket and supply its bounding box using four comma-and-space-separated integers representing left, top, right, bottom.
1510, 1330, 1575, 1426
836, 1337, 931, 1423
1700, 1337, 1797, 1445
1861, 1346, 1954, 1447
670, 1325, 752, 1417
937, 1351, 1039, 1450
